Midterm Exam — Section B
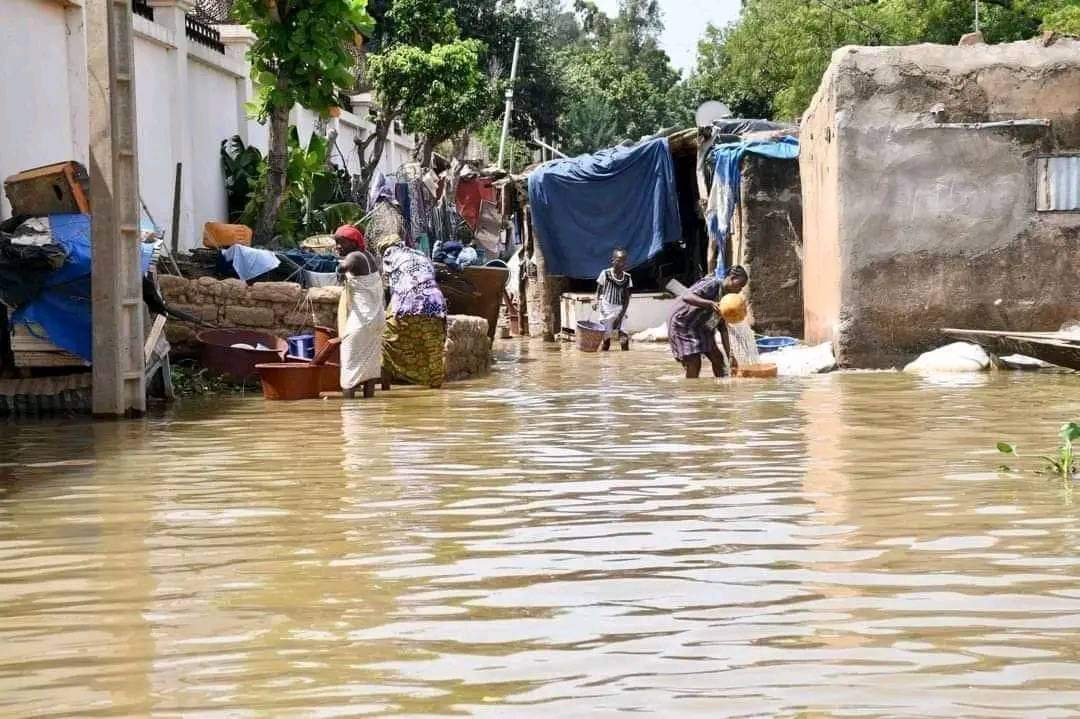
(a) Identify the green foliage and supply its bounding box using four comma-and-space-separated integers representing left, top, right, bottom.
238, 128, 355, 241
477, 120, 530, 172
451, 0, 564, 140
362, 0, 492, 152
232, 0, 374, 119
220, 136, 263, 223
1042, 4, 1080, 34
997, 422, 1080, 480
560, 95, 620, 156
691, 0, 1076, 121
368, 39, 491, 142
170, 361, 248, 397
552, 1, 686, 154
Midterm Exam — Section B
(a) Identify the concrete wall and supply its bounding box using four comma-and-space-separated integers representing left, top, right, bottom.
732, 154, 803, 335
799, 62, 843, 350
801, 40, 1080, 367
0, 0, 415, 249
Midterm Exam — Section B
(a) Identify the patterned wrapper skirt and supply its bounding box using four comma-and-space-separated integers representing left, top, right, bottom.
383, 314, 447, 388
667, 313, 720, 362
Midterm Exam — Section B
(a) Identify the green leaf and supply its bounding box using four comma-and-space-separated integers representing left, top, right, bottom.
997, 442, 1017, 455
1060, 422, 1080, 443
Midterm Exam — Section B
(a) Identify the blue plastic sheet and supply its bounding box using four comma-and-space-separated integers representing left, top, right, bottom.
706, 136, 799, 277
223, 244, 280, 281
11, 214, 154, 362
527, 138, 682, 279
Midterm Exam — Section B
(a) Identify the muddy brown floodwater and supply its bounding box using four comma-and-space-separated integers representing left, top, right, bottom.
2, 340, 1080, 717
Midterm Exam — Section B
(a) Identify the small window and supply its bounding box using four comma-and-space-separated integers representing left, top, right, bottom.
1036, 155, 1080, 211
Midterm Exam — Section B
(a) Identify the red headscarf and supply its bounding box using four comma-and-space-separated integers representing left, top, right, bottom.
334, 225, 366, 252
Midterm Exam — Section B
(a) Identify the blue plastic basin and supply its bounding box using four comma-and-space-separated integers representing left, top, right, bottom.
756, 336, 798, 353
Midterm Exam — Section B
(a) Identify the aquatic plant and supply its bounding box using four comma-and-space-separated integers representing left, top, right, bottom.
170, 361, 248, 398
997, 422, 1080, 480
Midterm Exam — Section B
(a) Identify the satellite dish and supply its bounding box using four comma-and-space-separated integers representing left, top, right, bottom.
695, 100, 732, 128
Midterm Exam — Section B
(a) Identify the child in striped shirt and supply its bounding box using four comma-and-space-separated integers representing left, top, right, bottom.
593, 248, 632, 351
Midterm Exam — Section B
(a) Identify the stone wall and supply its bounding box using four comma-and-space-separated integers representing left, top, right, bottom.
158, 276, 491, 380
732, 154, 803, 336
801, 39, 1080, 368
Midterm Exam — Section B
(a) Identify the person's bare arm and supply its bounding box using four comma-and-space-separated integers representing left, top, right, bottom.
681, 291, 715, 309
341, 251, 375, 276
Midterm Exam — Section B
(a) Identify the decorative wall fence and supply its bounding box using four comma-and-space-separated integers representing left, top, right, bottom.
0, 0, 415, 250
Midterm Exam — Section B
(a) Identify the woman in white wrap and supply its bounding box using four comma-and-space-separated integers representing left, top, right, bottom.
336, 248, 385, 399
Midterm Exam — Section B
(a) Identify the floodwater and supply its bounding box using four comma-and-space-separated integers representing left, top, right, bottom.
2, 341, 1080, 718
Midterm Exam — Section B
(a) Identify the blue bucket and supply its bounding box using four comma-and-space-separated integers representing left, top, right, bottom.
287, 334, 315, 360
756, 336, 798, 353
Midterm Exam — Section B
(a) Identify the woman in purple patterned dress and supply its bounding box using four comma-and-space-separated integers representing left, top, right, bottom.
374, 234, 448, 388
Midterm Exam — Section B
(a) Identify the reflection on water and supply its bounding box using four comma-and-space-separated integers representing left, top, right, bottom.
2, 341, 1080, 717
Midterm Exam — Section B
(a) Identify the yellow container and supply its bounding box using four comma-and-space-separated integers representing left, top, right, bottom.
203, 222, 253, 249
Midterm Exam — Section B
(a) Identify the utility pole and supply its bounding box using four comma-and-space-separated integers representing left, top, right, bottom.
86, 0, 146, 417
497, 37, 521, 171
974, 0, 981, 32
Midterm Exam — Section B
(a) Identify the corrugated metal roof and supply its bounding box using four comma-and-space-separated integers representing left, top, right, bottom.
1037, 155, 1080, 211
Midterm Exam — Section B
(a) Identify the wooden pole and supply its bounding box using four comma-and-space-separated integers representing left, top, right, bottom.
169, 162, 182, 256
496, 37, 521, 170
87, 0, 145, 416
528, 210, 557, 342
517, 201, 530, 336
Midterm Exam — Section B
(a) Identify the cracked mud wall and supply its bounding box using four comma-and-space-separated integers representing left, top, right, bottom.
801, 40, 1080, 368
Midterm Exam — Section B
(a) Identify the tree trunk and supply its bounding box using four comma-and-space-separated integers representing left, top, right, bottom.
253, 103, 290, 245
413, 136, 435, 167
357, 113, 393, 205
445, 131, 470, 205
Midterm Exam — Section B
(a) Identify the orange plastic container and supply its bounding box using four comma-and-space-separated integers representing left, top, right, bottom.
735, 363, 778, 378
255, 363, 322, 400
203, 222, 253, 249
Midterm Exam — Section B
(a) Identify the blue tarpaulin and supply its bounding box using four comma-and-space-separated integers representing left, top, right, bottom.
705, 136, 800, 277
11, 214, 154, 362
527, 138, 682, 280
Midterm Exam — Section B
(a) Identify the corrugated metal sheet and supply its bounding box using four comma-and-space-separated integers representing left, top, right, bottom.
1037, 155, 1080, 211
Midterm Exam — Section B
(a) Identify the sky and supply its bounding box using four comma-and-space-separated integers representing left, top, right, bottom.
592, 0, 743, 74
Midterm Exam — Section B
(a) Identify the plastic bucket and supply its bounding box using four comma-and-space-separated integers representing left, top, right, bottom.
287, 334, 315, 360
314, 326, 341, 365
255, 363, 322, 400
576, 320, 606, 353
756, 336, 798, 354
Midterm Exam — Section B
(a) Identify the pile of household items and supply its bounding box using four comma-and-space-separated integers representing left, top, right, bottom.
0, 162, 172, 415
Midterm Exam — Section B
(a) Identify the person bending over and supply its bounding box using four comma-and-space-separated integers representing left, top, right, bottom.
666, 266, 748, 378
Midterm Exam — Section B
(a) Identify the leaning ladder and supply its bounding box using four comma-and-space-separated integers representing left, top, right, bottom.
87, 0, 146, 416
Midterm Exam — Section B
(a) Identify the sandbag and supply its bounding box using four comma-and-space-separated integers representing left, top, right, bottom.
632, 323, 669, 343
904, 342, 990, 373
770, 342, 836, 376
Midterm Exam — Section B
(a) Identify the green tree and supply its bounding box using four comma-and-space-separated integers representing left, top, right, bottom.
450, 0, 564, 147
554, 0, 685, 154
359, 0, 489, 192
232, 0, 374, 243
691, 0, 1077, 121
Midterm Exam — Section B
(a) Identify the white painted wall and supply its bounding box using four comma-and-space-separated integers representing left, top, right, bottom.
132, 34, 176, 236
0, 0, 74, 219
0, 0, 415, 249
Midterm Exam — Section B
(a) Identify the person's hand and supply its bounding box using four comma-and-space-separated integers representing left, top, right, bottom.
712, 301, 723, 315
591, 300, 599, 311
